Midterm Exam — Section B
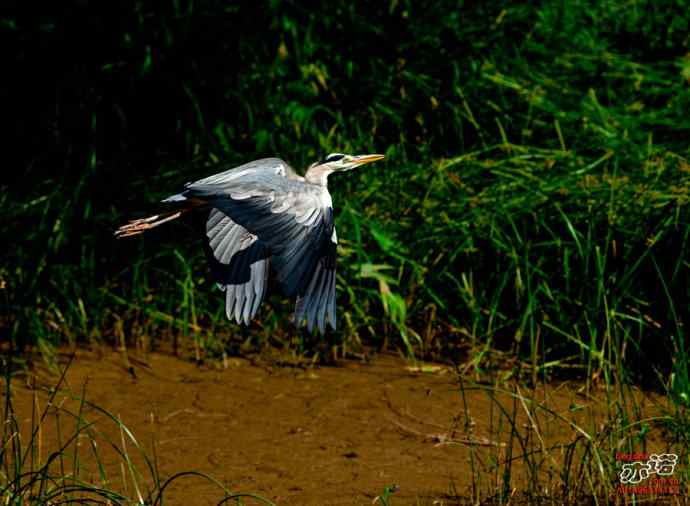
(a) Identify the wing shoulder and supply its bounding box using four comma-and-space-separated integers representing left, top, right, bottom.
188, 158, 294, 188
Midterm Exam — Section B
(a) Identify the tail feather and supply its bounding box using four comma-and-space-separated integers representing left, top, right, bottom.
161, 192, 188, 204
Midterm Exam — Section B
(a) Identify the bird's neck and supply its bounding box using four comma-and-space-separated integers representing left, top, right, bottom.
304, 165, 333, 187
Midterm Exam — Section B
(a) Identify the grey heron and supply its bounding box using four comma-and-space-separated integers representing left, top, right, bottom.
116, 153, 385, 334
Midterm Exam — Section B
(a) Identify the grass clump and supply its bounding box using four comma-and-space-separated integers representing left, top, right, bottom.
0, 355, 274, 505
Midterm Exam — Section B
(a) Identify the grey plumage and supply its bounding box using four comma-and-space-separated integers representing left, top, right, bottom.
205, 209, 269, 325
116, 153, 384, 334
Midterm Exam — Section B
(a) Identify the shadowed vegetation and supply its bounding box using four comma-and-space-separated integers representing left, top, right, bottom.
6, 0, 690, 384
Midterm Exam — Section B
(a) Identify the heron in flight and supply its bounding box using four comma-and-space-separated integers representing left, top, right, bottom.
116, 153, 385, 334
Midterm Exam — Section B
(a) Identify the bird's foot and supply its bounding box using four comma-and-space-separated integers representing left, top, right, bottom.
114, 211, 183, 238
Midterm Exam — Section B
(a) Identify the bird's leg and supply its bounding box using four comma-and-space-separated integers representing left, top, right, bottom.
115, 210, 184, 238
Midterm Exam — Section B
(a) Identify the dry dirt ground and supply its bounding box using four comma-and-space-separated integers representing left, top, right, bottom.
6, 350, 674, 505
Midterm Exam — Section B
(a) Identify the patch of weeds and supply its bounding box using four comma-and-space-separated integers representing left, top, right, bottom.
0, 354, 275, 505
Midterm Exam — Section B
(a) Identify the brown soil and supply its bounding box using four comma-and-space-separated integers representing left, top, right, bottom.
6, 350, 676, 505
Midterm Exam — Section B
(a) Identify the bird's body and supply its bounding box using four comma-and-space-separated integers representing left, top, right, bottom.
116, 153, 384, 334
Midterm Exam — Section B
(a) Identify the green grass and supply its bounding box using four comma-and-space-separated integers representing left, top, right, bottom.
5, 1, 688, 362
3, 0, 690, 501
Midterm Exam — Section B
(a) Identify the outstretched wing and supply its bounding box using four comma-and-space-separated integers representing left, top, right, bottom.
293, 228, 337, 334
205, 208, 270, 325
185, 172, 335, 300
162, 157, 300, 204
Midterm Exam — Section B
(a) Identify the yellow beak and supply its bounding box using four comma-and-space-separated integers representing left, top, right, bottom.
353, 154, 385, 165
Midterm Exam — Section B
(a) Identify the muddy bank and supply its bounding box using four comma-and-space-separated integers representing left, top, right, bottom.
7, 351, 672, 505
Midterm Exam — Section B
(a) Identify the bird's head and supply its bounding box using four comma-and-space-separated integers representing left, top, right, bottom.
305, 153, 385, 185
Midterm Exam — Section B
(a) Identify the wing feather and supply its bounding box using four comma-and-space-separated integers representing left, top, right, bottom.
205, 209, 270, 324
293, 231, 337, 334
178, 160, 338, 333
188, 175, 334, 299
327, 269, 336, 329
